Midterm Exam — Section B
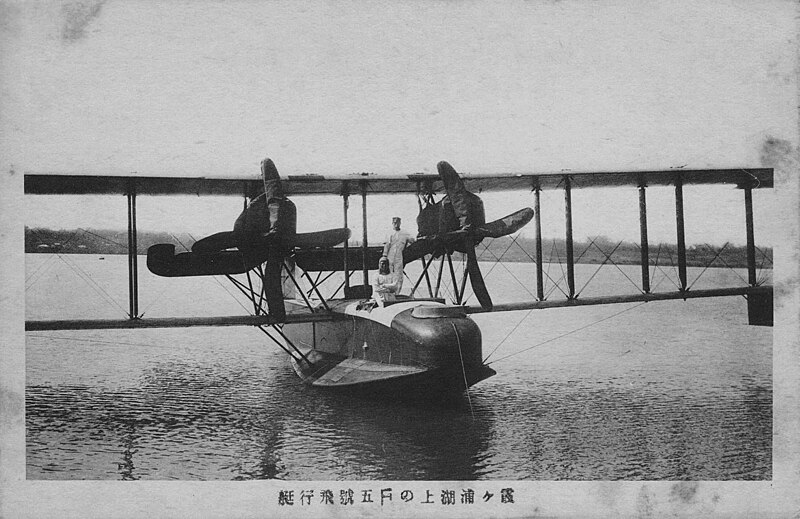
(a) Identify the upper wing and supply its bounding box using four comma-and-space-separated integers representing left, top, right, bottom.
24, 167, 773, 196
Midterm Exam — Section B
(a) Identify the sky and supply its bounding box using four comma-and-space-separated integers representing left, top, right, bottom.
2, 0, 796, 246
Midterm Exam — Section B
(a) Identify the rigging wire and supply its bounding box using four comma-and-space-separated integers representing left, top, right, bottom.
77, 228, 129, 250
481, 307, 535, 364
25, 227, 84, 287
649, 242, 663, 290
544, 238, 557, 296
135, 232, 187, 317
754, 245, 773, 267
687, 242, 732, 290
589, 240, 644, 295
649, 266, 674, 292
485, 301, 648, 366
540, 234, 614, 300
223, 274, 268, 316
466, 232, 573, 305
575, 240, 629, 298
478, 232, 530, 276
659, 247, 682, 291
648, 244, 682, 293
25, 256, 58, 290
551, 237, 568, 292
698, 245, 749, 287
543, 239, 568, 299
754, 245, 773, 286
26, 333, 159, 349
470, 244, 539, 302
452, 323, 475, 422
57, 252, 129, 316
188, 232, 255, 316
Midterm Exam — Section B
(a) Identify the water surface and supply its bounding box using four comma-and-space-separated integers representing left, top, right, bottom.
26, 254, 772, 480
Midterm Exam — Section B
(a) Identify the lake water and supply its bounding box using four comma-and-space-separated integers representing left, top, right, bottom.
25, 254, 772, 480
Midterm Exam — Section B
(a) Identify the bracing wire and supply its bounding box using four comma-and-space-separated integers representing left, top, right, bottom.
25, 227, 85, 287
135, 232, 189, 317
687, 242, 733, 290
575, 240, 631, 298
25, 255, 58, 290
542, 240, 569, 299
485, 301, 648, 366
184, 232, 254, 316
474, 236, 540, 300
660, 247, 682, 291
649, 242, 663, 289
26, 333, 160, 349
57, 252, 129, 316
452, 323, 475, 421
482, 307, 535, 364
697, 244, 749, 287
77, 228, 129, 250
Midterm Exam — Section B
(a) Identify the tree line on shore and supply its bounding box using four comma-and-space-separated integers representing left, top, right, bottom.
25, 227, 772, 269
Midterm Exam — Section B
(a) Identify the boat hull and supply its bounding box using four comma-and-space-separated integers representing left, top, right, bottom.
281, 299, 495, 397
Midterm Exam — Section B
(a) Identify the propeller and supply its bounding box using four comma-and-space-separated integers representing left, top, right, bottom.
438, 161, 493, 309
404, 161, 535, 310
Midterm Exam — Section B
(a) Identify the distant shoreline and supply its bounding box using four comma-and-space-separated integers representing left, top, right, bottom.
25, 227, 773, 269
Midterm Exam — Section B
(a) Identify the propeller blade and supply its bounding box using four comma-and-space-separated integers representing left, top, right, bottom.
263, 248, 286, 321
479, 207, 534, 239
464, 235, 492, 310
437, 161, 485, 231
402, 236, 440, 264
437, 160, 466, 194
292, 228, 351, 249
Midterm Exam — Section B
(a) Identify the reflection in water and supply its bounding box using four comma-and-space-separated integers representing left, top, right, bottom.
118, 422, 138, 481
289, 388, 495, 480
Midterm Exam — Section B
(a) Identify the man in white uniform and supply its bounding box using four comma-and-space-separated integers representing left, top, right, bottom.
381, 217, 415, 293
373, 257, 399, 307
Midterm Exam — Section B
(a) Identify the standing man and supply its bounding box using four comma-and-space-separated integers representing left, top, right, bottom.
382, 216, 415, 293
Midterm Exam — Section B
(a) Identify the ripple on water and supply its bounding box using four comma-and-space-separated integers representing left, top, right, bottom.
26, 264, 772, 480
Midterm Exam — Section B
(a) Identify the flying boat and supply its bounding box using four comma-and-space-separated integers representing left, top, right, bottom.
24, 160, 774, 400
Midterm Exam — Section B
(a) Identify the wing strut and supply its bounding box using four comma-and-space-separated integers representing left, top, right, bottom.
563, 176, 576, 299
126, 179, 139, 319
744, 184, 757, 287
638, 179, 651, 293
342, 183, 350, 291
360, 181, 369, 290
533, 183, 544, 300
674, 173, 688, 291
743, 180, 771, 325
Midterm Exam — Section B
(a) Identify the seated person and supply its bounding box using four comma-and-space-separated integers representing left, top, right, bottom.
373, 256, 400, 307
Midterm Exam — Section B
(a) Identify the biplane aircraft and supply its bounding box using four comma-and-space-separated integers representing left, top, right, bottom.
24, 159, 774, 399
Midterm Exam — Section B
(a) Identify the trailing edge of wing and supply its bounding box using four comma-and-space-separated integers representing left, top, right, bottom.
24, 168, 772, 196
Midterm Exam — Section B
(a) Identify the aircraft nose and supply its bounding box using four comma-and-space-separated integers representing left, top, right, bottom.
391, 308, 483, 369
